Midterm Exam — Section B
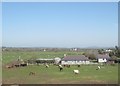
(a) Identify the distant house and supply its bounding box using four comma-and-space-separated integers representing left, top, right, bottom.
105, 49, 112, 53
61, 55, 90, 65
96, 54, 110, 63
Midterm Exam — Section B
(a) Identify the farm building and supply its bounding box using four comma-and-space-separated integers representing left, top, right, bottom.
36, 58, 55, 64
105, 49, 113, 53
61, 55, 90, 65
96, 54, 110, 63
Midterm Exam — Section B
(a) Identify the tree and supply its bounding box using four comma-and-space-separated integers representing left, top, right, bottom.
109, 51, 115, 57
98, 49, 105, 54
111, 56, 117, 60
88, 54, 96, 60
84, 53, 96, 60
115, 46, 120, 58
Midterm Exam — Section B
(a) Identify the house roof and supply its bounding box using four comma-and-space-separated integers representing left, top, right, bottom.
61, 55, 89, 61
96, 54, 110, 59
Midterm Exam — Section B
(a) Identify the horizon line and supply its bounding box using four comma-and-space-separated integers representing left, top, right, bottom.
2, 46, 116, 49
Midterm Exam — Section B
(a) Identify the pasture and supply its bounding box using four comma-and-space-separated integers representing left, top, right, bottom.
2, 50, 118, 84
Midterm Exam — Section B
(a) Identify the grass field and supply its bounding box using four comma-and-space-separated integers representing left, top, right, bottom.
2, 51, 84, 65
2, 51, 118, 84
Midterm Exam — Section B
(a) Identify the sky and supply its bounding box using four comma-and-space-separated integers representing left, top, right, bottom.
1, 0, 120, 2
2, 2, 118, 48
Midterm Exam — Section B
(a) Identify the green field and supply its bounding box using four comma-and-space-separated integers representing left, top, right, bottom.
2, 51, 84, 65
2, 51, 118, 84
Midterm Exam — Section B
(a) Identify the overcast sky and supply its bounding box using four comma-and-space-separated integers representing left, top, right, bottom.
2, 2, 118, 48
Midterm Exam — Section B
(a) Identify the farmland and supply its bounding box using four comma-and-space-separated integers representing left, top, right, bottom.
2, 49, 118, 84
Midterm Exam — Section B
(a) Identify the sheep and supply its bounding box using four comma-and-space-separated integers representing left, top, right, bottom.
58, 65, 63, 71
6, 65, 13, 69
20, 63, 27, 67
96, 66, 101, 70
73, 70, 79, 74
98, 66, 101, 69
6, 64, 14, 69
29, 72, 35, 76
45, 64, 49, 68
63, 65, 70, 68
58, 65, 62, 68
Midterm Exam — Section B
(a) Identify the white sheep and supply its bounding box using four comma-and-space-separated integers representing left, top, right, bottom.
58, 65, 63, 71
96, 66, 101, 70
45, 64, 49, 68
98, 66, 101, 69
73, 70, 79, 74
58, 65, 63, 68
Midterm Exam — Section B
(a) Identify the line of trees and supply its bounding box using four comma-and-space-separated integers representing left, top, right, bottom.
108, 46, 120, 59
98, 46, 120, 59
114, 46, 120, 58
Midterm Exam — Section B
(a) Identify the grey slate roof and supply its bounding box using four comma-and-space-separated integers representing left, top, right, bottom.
61, 55, 89, 61
96, 54, 110, 59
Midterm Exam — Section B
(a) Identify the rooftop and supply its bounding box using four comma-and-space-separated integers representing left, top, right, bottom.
61, 55, 89, 61
97, 54, 110, 59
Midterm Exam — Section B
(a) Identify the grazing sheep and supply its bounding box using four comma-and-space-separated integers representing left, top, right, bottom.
98, 66, 101, 69
58, 65, 63, 71
20, 63, 27, 67
29, 72, 35, 76
60, 67, 63, 71
14, 64, 21, 67
96, 66, 101, 70
58, 65, 62, 68
73, 70, 79, 74
6, 64, 14, 69
45, 64, 49, 68
63, 65, 70, 68
6, 65, 13, 68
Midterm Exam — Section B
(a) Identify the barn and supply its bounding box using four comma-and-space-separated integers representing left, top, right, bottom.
61, 55, 90, 65
96, 54, 110, 63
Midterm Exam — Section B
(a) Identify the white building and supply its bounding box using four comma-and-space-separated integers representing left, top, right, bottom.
105, 49, 112, 53
61, 55, 90, 65
97, 54, 110, 63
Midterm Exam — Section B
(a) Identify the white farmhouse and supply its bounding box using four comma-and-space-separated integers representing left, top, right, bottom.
105, 49, 113, 53
97, 54, 110, 63
61, 55, 90, 65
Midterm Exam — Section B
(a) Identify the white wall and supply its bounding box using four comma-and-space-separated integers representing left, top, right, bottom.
98, 58, 107, 63
61, 61, 90, 65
